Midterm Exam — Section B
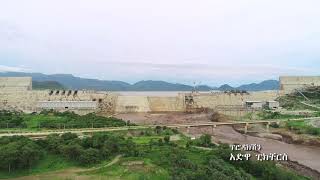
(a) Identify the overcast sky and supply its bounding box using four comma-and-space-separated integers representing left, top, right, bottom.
0, 0, 319, 86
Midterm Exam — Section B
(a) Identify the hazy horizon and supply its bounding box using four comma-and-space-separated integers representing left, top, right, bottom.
1, 0, 320, 86
0, 71, 280, 88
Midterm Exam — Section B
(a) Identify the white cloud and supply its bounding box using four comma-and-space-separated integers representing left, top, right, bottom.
0, 0, 319, 85
0, 65, 30, 72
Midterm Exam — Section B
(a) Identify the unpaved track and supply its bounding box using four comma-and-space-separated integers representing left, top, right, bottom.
10, 168, 94, 180
10, 155, 122, 180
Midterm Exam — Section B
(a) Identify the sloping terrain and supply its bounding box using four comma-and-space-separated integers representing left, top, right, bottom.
278, 86, 320, 110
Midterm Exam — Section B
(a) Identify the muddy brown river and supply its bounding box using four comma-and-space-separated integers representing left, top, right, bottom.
188, 126, 320, 172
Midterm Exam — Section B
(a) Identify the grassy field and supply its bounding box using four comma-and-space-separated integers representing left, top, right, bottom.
0, 110, 130, 130
84, 157, 170, 180
241, 110, 311, 121
0, 155, 74, 179
23, 114, 68, 128
285, 120, 320, 136
132, 136, 164, 144
257, 111, 306, 120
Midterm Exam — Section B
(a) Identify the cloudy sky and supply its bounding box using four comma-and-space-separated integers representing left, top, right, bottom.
0, 0, 319, 86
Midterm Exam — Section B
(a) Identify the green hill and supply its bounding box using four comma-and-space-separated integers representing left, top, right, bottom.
0, 72, 279, 91
32, 81, 65, 90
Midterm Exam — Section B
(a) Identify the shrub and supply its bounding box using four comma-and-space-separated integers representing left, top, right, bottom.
164, 136, 170, 144
79, 148, 101, 165
196, 134, 213, 147
305, 127, 320, 135
270, 123, 279, 128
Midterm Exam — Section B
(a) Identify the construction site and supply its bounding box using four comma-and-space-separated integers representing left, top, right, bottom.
0, 76, 319, 115
1, 76, 320, 127
0, 76, 318, 128
0, 77, 282, 114
1, 76, 320, 179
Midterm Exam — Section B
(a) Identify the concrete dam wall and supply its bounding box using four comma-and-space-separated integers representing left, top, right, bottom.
115, 96, 151, 112
280, 76, 320, 94
1, 90, 279, 114
0, 90, 110, 113
114, 95, 185, 113
148, 96, 185, 112
0, 76, 282, 114
194, 91, 279, 108
112, 92, 278, 113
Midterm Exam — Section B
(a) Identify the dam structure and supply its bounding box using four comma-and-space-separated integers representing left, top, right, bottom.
279, 76, 320, 94
1, 76, 317, 115
0, 77, 32, 91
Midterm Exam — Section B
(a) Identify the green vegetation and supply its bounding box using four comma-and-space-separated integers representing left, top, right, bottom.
277, 95, 315, 110
0, 136, 44, 173
277, 87, 320, 110
256, 110, 320, 136
0, 111, 308, 179
285, 121, 320, 136
0, 131, 307, 180
241, 110, 311, 121
0, 133, 139, 177
86, 157, 171, 180
0, 110, 132, 129
84, 139, 305, 180
257, 111, 306, 120
130, 145, 252, 180
0, 155, 74, 179
0, 111, 24, 128
242, 110, 318, 122
32, 80, 65, 90
186, 134, 215, 148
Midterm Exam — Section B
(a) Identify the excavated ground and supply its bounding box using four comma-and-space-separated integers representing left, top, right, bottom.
115, 112, 216, 125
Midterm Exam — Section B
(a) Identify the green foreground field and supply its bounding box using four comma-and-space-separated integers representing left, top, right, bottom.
0, 128, 309, 180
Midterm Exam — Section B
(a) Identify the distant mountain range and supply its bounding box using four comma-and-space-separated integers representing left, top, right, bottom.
32, 81, 65, 90
0, 72, 279, 91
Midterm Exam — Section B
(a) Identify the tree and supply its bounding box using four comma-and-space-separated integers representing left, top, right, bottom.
60, 144, 83, 161
197, 134, 212, 147
0, 137, 43, 172
164, 136, 170, 144
122, 138, 139, 156
44, 134, 62, 153
155, 126, 162, 134
158, 138, 164, 146
79, 148, 100, 165
18, 141, 44, 169
0, 142, 19, 172
61, 133, 78, 141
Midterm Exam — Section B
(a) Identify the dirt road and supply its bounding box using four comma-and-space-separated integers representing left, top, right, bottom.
10, 155, 123, 180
